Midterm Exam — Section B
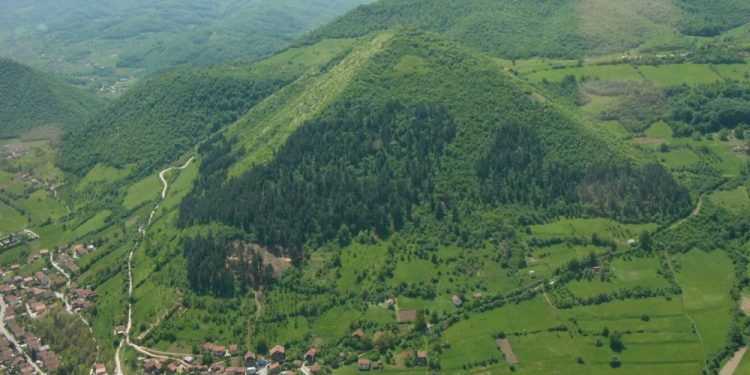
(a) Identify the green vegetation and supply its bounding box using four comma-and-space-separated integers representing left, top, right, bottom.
0, 58, 103, 138
3, 2, 750, 374
30, 309, 98, 375
303, 0, 750, 59
0, 0, 370, 90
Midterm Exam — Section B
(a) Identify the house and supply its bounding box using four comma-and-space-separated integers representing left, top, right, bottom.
30, 302, 47, 315
35, 272, 49, 287
74, 244, 87, 257
114, 325, 126, 336
385, 298, 395, 309
225, 367, 245, 375
352, 329, 365, 339
166, 363, 179, 373
269, 363, 281, 375
304, 348, 317, 364
209, 362, 224, 373
95, 363, 107, 375
244, 351, 257, 366
202, 342, 214, 353
229, 344, 238, 356
416, 351, 428, 366
309, 363, 322, 374
5, 295, 20, 306
452, 295, 463, 307
358, 359, 371, 371
39, 249, 49, 256
269, 345, 285, 362
0, 285, 16, 294
212, 345, 226, 357
371, 361, 381, 370
627, 238, 637, 246
39, 350, 60, 372
144, 360, 162, 374
293, 359, 303, 367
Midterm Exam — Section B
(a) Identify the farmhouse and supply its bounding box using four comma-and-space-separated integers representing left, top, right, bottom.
94, 363, 107, 375
244, 351, 257, 366
144, 360, 162, 374
305, 348, 317, 364
269, 363, 281, 374
358, 359, 370, 371
270, 345, 285, 362
417, 351, 428, 366
352, 329, 365, 339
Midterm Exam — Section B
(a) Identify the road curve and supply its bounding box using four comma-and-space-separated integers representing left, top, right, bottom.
115, 157, 194, 375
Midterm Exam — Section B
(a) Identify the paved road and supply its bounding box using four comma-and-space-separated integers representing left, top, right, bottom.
0, 298, 46, 374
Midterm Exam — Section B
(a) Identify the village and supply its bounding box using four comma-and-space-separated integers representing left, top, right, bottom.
0, 242, 99, 375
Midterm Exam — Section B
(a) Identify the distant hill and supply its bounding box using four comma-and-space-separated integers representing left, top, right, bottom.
0, 58, 102, 138
0, 0, 372, 88
302, 0, 750, 59
59, 39, 358, 176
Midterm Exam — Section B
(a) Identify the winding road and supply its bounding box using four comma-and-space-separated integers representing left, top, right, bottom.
114, 156, 194, 375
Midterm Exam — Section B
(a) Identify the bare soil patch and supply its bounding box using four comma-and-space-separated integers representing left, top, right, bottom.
398, 309, 417, 323
720, 347, 747, 375
741, 296, 750, 315
497, 338, 518, 364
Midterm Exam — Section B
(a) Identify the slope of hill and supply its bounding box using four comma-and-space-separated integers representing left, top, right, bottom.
0, 0, 371, 90
177, 30, 690, 288
0, 58, 103, 138
302, 0, 750, 59
59, 38, 359, 176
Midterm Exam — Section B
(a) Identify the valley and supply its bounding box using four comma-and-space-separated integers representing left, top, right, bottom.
1, 1, 750, 375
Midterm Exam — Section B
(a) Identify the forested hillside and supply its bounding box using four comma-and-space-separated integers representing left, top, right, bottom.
303, 0, 750, 58
59, 39, 358, 176
0, 58, 103, 138
0, 0, 371, 89
178, 31, 690, 286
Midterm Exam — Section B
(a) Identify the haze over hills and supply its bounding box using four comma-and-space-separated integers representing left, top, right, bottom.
2, 1, 750, 375
0, 0, 371, 90
0, 58, 103, 138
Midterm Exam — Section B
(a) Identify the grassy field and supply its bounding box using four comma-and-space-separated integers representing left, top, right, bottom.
439, 293, 706, 374
567, 257, 671, 298
710, 187, 750, 213
122, 174, 161, 209
673, 249, 735, 356
531, 218, 657, 242
527, 62, 749, 86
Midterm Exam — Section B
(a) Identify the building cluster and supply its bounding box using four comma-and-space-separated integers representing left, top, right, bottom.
0, 268, 63, 374
0, 243, 100, 374
142, 343, 325, 375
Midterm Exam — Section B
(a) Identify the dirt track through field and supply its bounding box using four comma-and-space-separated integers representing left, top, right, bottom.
720, 347, 747, 375
497, 338, 518, 364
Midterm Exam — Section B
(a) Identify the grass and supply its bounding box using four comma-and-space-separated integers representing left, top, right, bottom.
227, 31, 395, 177
311, 305, 362, 344
710, 187, 750, 213
645, 122, 673, 139
74, 210, 112, 237
567, 257, 671, 298
531, 218, 657, 242
123, 174, 161, 209
77, 164, 133, 192
673, 249, 735, 356
0, 200, 25, 233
